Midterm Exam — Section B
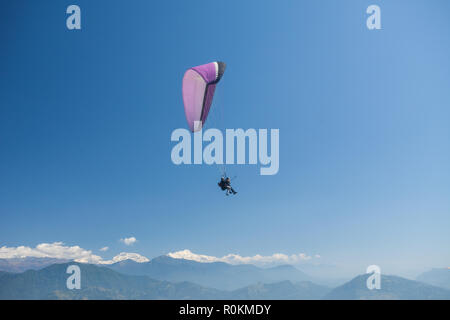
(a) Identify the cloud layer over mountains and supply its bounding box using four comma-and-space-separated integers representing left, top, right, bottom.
0, 243, 319, 267
0, 242, 148, 264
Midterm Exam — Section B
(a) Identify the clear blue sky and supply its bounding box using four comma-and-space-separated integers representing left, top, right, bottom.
1, 0, 449, 277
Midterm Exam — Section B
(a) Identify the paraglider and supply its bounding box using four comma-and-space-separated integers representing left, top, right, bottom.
182, 61, 238, 196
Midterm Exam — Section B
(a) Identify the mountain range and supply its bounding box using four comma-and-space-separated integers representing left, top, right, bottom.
0, 262, 326, 300
0, 259, 449, 300
0, 263, 223, 300
325, 273, 450, 300
107, 255, 311, 290
416, 268, 450, 290
0, 257, 69, 273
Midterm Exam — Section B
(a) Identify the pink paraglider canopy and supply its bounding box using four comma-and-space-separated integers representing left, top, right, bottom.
182, 61, 226, 132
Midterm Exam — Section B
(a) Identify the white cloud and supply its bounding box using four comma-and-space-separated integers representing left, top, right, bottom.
167, 249, 320, 267
0, 243, 317, 268
0, 242, 104, 264
120, 237, 137, 246
0, 242, 149, 265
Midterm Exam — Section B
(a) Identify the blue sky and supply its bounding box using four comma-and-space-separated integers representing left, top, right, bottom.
1, 0, 449, 278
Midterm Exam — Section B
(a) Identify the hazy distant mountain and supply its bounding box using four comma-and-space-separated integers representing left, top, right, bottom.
416, 268, 450, 290
293, 263, 351, 287
324, 274, 450, 300
0, 262, 223, 300
107, 256, 310, 290
231, 280, 330, 300
0, 258, 70, 273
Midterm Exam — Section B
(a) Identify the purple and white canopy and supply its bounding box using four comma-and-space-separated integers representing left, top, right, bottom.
182, 61, 226, 132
